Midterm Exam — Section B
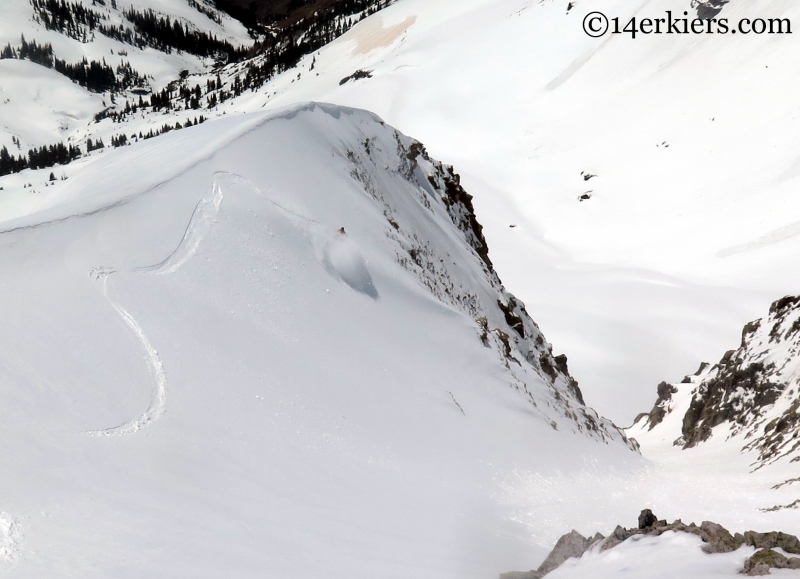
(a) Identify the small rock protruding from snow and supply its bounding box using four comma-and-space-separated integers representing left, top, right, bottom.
499, 529, 596, 579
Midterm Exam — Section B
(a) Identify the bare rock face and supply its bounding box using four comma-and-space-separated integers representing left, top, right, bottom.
599, 525, 631, 552
393, 137, 636, 447
632, 295, 800, 468
698, 521, 743, 554
534, 530, 591, 577
744, 531, 800, 554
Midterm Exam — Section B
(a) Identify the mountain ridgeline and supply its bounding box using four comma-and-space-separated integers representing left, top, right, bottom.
374, 130, 635, 446
632, 296, 800, 468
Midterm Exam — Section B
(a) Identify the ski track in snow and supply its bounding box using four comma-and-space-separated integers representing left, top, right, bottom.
85, 178, 224, 436
84, 171, 321, 436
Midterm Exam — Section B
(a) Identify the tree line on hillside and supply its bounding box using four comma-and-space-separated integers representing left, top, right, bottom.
0, 116, 206, 178
238, 0, 394, 92
32, 0, 244, 62
19, 0, 396, 108
0, 142, 82, 177
0, 36, 147, 93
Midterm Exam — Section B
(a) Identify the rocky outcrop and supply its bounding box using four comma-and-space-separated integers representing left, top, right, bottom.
595, 517, 745, 554
631, 296, 800, 468
337, 130, 638, 447
637, 508, 657, 529
744, 548, 800, 575
501, 510, 800, 578
499, 529, 604, 579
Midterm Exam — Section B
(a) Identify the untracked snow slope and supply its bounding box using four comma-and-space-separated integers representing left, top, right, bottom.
227, 0, 800, 424
0, 104, 640, 578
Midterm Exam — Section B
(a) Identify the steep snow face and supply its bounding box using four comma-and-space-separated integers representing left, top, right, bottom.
0, 104, 637, 578
631, 296, 800, 470
227, 0, 800, 423
6, 0, 799, 425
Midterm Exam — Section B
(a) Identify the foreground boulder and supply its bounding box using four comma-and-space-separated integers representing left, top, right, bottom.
744, 548, 800, 576
499, 529, 603, 579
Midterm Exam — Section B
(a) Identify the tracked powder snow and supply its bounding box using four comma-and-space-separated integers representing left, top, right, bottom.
0, 103, 639, 578
0, 0, 799, 577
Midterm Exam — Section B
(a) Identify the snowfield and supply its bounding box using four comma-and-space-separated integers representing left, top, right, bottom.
3, 0, 799, 425
240, 0, 800, 425
0, 103, 641, 578
0, 0, 799, 576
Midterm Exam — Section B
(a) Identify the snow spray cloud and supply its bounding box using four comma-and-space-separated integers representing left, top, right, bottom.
583, 11, 792, 39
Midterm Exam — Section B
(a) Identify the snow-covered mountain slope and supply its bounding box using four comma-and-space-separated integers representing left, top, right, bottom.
636, 295, 800, 462
6, 0, 799, 426
630, 294, 800, 467
217, 0, 800, 424
0, 103, 639, 578
0, 0, 253, 151
622, 295, 800, 538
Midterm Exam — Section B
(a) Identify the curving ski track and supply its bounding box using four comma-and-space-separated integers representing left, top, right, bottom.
85, 180, 223, 436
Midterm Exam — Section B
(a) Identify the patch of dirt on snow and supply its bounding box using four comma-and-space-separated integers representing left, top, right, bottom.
351, 15, 417, 55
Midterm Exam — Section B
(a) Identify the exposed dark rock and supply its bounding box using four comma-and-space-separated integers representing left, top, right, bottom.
383, 135, 634, 446
339, 69, 373, 85
697, 521, 744, 554
760, 499, 800, 513
500, 530, 592, 579
536, 530, 591, 576
632, 295, 800, 468
681, 362, 782, 448
654, 382, 678, 428
498, 298, 526, 338
500, 511, 800, 578
744, 531, 800, 554
600, 524, 631, 551
638, 508, 657, 529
